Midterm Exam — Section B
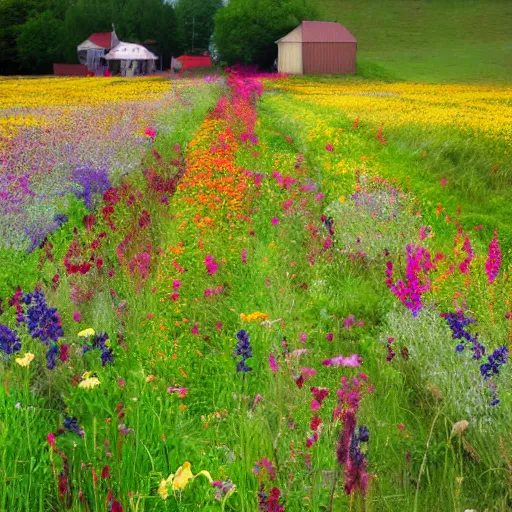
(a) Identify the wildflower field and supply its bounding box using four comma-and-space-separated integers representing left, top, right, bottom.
1, 71, 512, 512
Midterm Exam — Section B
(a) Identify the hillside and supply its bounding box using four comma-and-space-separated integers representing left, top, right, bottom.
318, 0, 512, 83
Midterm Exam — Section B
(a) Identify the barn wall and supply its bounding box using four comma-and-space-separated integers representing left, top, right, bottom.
302, 43, 356, 74
278, 42, 303, 75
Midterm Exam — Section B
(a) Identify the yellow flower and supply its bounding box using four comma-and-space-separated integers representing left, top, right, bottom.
158, 461, 212, 499
78, 328, 95, 338
15, 353, 35, 367
78, 377, 101, 389
240, 312, 269, 322
339, 195, 346, 203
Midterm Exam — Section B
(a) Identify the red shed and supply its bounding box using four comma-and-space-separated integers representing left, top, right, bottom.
276, 21, 357, 75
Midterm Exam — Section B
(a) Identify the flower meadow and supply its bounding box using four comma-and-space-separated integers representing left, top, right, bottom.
1, 71, 512, 512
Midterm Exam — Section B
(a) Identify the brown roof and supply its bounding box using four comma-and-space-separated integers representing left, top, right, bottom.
301, 21, 356, 43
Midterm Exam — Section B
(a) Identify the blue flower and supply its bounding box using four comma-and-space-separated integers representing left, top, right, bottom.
22, 289, 63, 344
234, 329, 253, 373
480, 346, 508, 380
46, 345, 59, 370
443, 311, 485, 360
0, 324, 21, 355
63, 416, 84, 437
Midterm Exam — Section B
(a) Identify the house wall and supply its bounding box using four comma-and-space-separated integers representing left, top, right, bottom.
278, 43, 303, 75
302, 43, 357, 74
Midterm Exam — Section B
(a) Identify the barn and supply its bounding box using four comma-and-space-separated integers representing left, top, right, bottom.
276, 21, 357, 75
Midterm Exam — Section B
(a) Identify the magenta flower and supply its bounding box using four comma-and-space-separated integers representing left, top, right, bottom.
315, 193, 324, 201
299, 333, 308, 343
173, 280, 181, 291
241, 248, 248, 264
326, 143, 334, 152
324, 238, 332, 250
73, 311, 82, 323
204, 255, 219, 275
459, 235, 474, 274
311, 387, 329, 411
191, 324, 199, 335
268, 353, 278, 374
485, 230, 501, 284
326, 333, 334, 342
344, 314, 355, 329
271, 217, 280, 226
253, 457, 276, 480
322, 354, 362, 367
386, 245, 436, 317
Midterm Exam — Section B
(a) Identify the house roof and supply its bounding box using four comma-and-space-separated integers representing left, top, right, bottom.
88, 32, 112, 49
277, 21, 357, 44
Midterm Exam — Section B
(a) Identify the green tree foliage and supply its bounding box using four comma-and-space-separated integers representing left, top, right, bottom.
214, 0, 318, 68
0, 0, 180, 74
17, 10, 63, 73
175, 0, 222, 55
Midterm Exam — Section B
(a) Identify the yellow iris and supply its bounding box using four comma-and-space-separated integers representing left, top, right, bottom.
158, 461, 212, 499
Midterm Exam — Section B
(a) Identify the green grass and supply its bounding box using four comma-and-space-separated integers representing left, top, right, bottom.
1, 73, 512, 511
318, 0, 512, 83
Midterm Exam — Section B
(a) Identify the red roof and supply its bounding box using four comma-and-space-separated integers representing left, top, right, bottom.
301, 21, 357, 43
88, 32, 112, 49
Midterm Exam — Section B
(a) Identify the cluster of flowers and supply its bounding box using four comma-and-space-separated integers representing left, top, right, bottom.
442, 311, 485, 359
80, 329, 114, 367
334, 374, 373, 496
386, 245, 440, 317
258, 485, 284, 512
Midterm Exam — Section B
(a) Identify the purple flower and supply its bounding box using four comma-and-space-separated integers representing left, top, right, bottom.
235, 330, 252, 373
480, 346, 508, 380
0, 324, 21, 355
485, 230, 501, 284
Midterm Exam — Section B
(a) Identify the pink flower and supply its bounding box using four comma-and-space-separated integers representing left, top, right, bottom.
241, 248, 247, 264
216, 321, 223, 331
344, 314, 355, 329
47, 433, 56, 447
268, 353, 278, 374
300, 367, 317, 381
191, 324, 199, 335
322, 354, 362, 367
485, 230, 501, 284
271, 217, 280, 226
311, 387, 329, 411
440, 177, 447, 186
251, 394, 263, 411
326, 143, 334, 152
73, 311, 82, 323
324, 238, 332, 249
144, 126, 156, 141
299, 333, 308, 343
117, 378, 126, 388
173, 280, 181, 291
167, 387, 187, 398
315, 193, 324, 201
326, 333, 334, 342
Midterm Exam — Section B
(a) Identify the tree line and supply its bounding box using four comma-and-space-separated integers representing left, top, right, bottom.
0, 0, 317, 75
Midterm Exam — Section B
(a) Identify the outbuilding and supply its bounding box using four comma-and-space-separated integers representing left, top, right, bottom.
276, 21, 357, 75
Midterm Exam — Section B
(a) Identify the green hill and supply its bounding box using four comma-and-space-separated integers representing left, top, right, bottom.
317, 0, 512, 83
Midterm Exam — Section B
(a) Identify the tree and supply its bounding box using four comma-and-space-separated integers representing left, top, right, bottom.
17, 10, 64, 73
214, 0, 318, 68
175, 0, 222, 55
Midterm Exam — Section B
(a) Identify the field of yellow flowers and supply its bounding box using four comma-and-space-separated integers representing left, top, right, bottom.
1, 72, 511, 512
